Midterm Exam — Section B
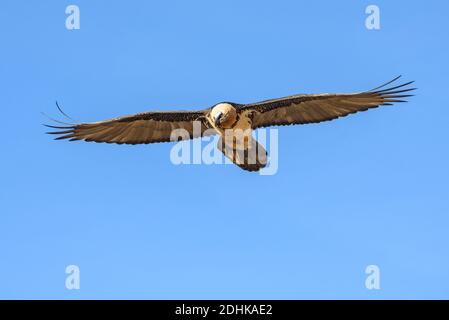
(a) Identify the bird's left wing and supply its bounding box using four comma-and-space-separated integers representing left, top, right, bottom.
240, 76, 415, 129
46, 109, 214, 145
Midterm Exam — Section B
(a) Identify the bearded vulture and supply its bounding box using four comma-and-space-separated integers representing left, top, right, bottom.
46, 76, 415, 172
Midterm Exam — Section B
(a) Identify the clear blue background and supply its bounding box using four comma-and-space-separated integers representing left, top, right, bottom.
1, 0, 448, 299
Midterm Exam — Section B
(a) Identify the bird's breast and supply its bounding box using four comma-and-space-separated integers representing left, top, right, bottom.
221, 112, 253, 150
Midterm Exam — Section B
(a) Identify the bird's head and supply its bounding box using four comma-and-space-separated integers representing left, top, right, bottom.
211, 103, 237, 129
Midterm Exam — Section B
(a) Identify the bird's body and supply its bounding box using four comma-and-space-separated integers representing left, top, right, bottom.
47, 76, 415, 172
208, 103, 267, 171
208, 103, 253, 148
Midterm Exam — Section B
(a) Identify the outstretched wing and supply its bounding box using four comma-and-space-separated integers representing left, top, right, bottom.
240, 76, 416, 129
46, 109, 215, 145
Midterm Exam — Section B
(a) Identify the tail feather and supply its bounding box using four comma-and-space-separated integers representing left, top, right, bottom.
218, 137, 267, 172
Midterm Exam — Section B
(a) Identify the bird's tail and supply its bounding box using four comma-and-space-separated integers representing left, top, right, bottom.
217, 136, 267, 172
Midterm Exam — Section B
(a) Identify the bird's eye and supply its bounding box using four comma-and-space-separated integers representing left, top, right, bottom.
214, 112, 224, 125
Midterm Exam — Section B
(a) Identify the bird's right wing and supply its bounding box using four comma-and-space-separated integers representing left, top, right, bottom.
46, 109, 216, 145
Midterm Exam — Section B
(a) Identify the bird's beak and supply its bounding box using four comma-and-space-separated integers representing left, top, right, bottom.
214, 112, 223, 126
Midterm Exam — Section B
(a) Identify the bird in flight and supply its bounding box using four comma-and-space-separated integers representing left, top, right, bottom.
46, 76, 415, 172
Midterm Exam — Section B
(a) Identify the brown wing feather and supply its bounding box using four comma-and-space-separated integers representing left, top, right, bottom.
46, 109, 215, 145
241, 76, 416, 129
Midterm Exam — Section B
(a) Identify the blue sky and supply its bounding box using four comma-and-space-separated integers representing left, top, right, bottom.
1, 0, 448, 299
